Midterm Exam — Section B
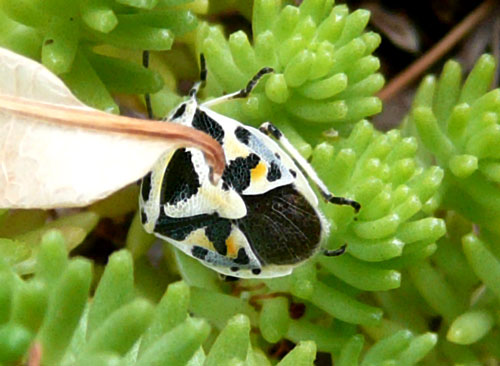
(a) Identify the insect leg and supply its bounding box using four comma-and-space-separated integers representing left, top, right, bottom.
201, 67, 274, 107
323, 244, 347, 256
218, 274, 240, 282
142, 50, 154, 119
259, 122, 360, 212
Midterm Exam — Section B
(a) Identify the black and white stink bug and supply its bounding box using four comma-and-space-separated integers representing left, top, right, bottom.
139, 56, 360, 279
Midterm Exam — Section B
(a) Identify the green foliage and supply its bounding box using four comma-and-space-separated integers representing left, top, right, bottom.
1, 0, 499, 364
0, 231, 439, 365
371, 214, 500, 364
312, 121, 445, 266
351, 331, 438, 366
401, 58, 500, 363
404, 54, 500, 235
197, 0, 383, 138
0, 231, 211, 365
0, 0, 199, 113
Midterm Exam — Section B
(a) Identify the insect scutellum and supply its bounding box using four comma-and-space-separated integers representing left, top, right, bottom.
139, 54, 360, 278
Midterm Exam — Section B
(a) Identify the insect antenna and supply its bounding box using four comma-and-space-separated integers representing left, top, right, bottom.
202, 66, 274, 107
142, 50, 154, 119
199, 53, 207, 84
189, 54, 207, 98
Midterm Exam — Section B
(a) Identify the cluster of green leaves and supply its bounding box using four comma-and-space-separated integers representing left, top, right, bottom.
400, 54, 500, 364
1, 0, 499, 364
198, 0, 383, 142
0, 229, 242, 365
0, 228, 438, 366
405, 54, 500, 233
0, 0, 200, 113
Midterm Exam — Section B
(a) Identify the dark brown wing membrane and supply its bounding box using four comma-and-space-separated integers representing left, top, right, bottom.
236, 184, 322, 265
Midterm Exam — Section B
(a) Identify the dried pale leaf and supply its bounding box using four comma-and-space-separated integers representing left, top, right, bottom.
457, 18, 495, 68
363, 1, 420, 53
0, 47, 224, 209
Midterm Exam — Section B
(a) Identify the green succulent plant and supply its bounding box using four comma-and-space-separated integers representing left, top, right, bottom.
197, 0, 383, 141
1, 0, 499, 365
0, 230, 441, 366
404, 54, 500, 235
0, 0, 199, 113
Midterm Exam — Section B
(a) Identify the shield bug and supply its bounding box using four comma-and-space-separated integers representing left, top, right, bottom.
140, 56, 360, 278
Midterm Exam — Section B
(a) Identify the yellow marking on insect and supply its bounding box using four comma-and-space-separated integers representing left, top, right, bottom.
224, 137, 250, 160
186, 229, 215, 251
196, 186, 247, 219
226, 236, 238, 257
251, 161, 267, 181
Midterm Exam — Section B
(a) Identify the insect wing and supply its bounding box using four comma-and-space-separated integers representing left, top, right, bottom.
237, 184, 323, 266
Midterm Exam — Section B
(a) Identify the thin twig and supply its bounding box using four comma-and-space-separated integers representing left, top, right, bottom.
0, 94, 226, 182
378, 0, 497, 102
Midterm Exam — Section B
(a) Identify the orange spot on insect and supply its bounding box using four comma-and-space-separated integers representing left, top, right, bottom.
226, 236, 238, 257
251, 162, 267, 181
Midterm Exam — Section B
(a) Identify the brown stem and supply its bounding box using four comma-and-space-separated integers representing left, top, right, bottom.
378, 0, 497, 102
0, 94, 226, 182
28, 342, 42, 366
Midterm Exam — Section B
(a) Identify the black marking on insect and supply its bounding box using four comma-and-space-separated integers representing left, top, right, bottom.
221, 153, 260, 193
235, 126, 251, 145
289, 169, 297, 178
154, 211, 217, 241
141, 172, 152, 201
172, 104, 186, 119
205, 220, 232, 255
234, 248, 250, 265
192, 246, 209, 260
160, 149, 200, 206
252, 268, 261, 275
267, 123, 282, 139
192, 109, 225, 144
267, 161, 282, 182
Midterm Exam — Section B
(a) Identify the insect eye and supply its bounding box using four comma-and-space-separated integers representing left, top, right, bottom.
172, 104, 187, 119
